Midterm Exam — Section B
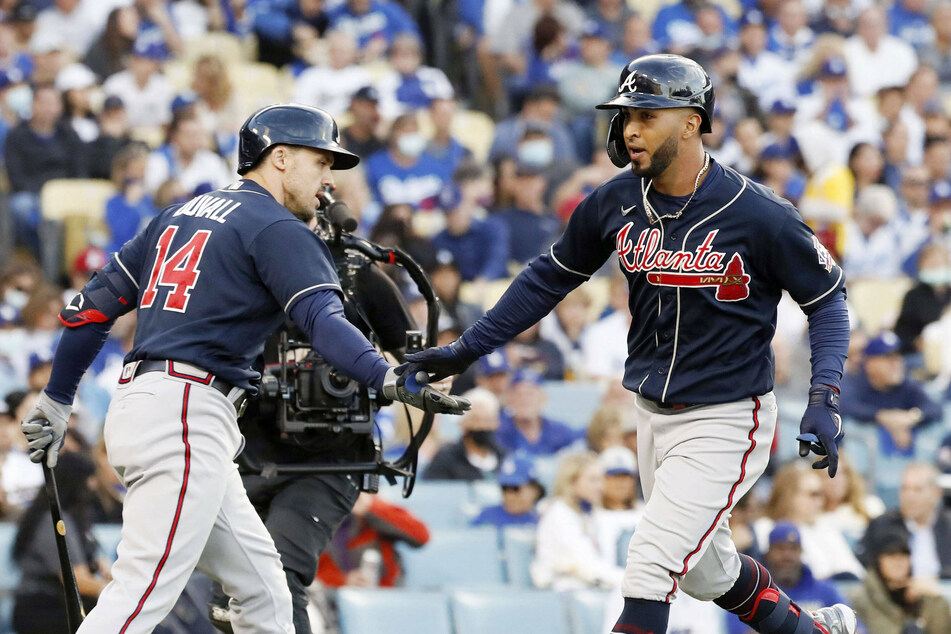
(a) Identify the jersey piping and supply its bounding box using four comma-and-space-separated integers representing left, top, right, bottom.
799, 268, 844, 307
283, 283, 343, 312
661, 178, 747, 402
115, 254, 139, 289
549, 245, 592, 278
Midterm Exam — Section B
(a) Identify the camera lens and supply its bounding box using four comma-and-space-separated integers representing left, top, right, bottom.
321, 367, 358, 398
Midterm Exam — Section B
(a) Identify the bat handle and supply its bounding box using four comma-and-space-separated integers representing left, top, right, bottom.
43, 463, 86, 632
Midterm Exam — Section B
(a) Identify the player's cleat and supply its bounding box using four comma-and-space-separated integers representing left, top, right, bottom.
810, 604, 857, 634
208, 604, 235, 634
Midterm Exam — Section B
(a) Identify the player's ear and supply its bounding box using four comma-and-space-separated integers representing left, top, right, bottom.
270, 145, 290, 171
682, 112, 701, 139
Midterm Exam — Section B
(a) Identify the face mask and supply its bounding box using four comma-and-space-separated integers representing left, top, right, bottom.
5, 84, 31, 120
465, 429, 496, 449
3, 288, 28, 310
517, 139, 554, 168
397, 133, 426, 158
919, 268, 951, 287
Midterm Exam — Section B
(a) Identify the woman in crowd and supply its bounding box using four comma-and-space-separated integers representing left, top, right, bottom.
819, 452, 885, 545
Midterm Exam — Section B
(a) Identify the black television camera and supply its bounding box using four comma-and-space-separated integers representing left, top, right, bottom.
236, 188, 439, 497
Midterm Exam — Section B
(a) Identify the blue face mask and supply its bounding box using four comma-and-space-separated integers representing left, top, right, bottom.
517, 139, 554, 168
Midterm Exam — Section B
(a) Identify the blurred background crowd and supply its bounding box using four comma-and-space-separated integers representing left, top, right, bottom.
1, 0, 951, 632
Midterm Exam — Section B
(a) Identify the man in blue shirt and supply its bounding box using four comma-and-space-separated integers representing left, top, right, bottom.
471, 453, 543, 528
493, 160, 560, 265
431, 183, 510, 281
728, 523, 853, 634
496, 368, 581, 455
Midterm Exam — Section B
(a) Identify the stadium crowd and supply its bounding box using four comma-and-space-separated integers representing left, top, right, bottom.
2, 0, 951, 632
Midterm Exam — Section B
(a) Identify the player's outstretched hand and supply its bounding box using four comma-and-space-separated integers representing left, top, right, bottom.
20, 391, 71, 468
797, 385, 843, 477
382, 367, 472, 415
402, 339, 479, 382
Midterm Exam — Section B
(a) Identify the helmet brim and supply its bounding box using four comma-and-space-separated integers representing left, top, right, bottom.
328, 145, 360, 170
596, 93, 695, 111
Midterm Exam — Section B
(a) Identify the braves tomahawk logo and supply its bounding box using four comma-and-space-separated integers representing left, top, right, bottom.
615, 223, 751, 301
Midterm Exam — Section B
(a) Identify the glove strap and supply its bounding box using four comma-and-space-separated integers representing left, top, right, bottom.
807, 385, 839, 410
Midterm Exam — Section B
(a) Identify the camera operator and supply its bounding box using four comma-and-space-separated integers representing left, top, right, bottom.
209, 176, 431, 633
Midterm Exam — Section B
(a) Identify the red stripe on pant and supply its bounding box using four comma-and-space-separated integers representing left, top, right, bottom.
119, 383, 192, 633
664, 396, 761, 602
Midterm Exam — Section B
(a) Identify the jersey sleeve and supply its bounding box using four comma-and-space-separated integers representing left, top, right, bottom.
249, 219, 343, 312
549, 189, 614, 278
767, 212, 845, 308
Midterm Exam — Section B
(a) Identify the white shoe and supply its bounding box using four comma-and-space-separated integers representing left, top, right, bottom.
811, 604, 857, 634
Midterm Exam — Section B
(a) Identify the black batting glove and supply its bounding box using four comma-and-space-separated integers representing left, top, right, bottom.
402, 338, 479, 383
797, 385, 843, 477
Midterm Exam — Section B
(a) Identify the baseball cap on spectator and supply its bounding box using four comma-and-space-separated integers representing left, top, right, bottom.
770, 98, 797, 115
580, 20, 609, 40
930, 180, 951, 205
28, 350, 52, 374
866, 525, 911, 558
524, 83, 561, 104
768, 521, 801, 547
478, 351, 510, 376
55, 64, 96, 93
352, 85, 380, 103
171, 92, 197, 114
437, 183, 462, 212
72, 246, 108, 277
864, 332, 900, 357
498, 453, 539, 487
599, 446, 637, 477
739, 9, 767, 29
133, 36, 168, 61
760, 143, 793, 161
9, 2, 38, 23
102, 95, 125, 112
0, 68, 23, 91
29, 30, 64, 55
820, 58, 848, 78
510, 367, 544, 386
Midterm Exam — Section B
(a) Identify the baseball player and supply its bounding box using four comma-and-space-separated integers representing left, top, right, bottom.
404, 55, 855, 634
20, 103, 469, 634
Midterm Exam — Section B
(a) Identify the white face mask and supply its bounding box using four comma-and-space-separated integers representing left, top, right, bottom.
919, 267, 951, 287
3, 288, 28, 310
397, 133, 426, 158
517, 139, 554, 168
5, 84, 32, 120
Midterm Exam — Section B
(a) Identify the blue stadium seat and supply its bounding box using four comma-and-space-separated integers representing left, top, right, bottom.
532, 456, 560, 493
542, 382, 603, 430
451, 588, 570, 634
568, 589, 611, 634
379, 481, 472, 529
336, 588, 452, 634
398, 527, 504, 589
92, 523, 123, 563
616, 528, 635, 567
501, 527, 535, 587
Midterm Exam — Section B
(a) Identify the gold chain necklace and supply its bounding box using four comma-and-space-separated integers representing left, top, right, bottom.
642, 152, 710, 224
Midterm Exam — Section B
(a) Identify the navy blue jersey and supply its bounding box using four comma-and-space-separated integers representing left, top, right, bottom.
109, 179, 342, 389
548, 160, 844, 404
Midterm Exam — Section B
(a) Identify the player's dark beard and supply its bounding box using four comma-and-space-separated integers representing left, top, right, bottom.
631, 132, 679, 180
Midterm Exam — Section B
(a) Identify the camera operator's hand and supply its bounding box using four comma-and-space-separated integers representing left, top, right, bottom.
382, 367, 471, 415
402, 339, 479, 382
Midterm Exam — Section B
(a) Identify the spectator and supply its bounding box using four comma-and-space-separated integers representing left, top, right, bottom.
531, 451, 622, 590
5, 2, 37, 54
844, 6, 918, 98
424, 96, 472, 176
492, 159, 559, 266
919, 2, 951, 89
63, 246, 108, 306
251, 0, 327, 69
430, 183, 509, 282
851, 525, 951, 633
508, 322, 565, 380
580, 274, 630, 383
427, 252, 482, 332
616, 13, 657, 63
105, 141, 156, 255
586, 404, 627, 454
755, 460, 865, 581
470, 453, 543, 528
0, 261, 40, 325
362, 111, 452, 221
189, 54, 242, 160
755, 143, 806, 205
474, 351, 512, 400
3, 82, 86, 256
32, 0, 102, 60
86, 96, 131, 181
728, 522, 851, 634
760, 98, 801, 158
812, 0, 858, 37
767, 0, 814, 66
887, 0, 932, 52
102, 34, 174, 128
847, 141, 885, 196
597, 446, 640, 565
861, 462, 951, 579
539, 287, 591, 378
423, 387, 503, 481
583, 0, 636, 53
729, 493, 763, 565
316, 492, 429, 587
55, 62, 98, 143
819, 453, 885, 544
842, 184, 903, 279
839, 332, 942, 455
28, 28, 67, 85
0, 390, 43, 516
376, 32, 453, 117
895, 242, 951, 354
896, 164, 934, 262
496, 368, 581, 456
650, 0, 734, 55
736, 10, 796, 112
292, 30, 371, 118
326, 0, 419, 60
338, 85, 385, 160
522, 15, 572, 94
143, 107, 231, 196
82, 5, 140, 79
11, 449, 110, 633
489, 84, 578, 165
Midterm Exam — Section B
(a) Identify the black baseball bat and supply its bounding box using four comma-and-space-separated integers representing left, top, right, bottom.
42, 462, 85, 632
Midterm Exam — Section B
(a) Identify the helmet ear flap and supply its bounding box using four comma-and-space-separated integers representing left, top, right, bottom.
606, 112, 630, 168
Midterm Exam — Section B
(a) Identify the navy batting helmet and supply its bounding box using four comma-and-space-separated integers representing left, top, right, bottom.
237, 104, 360, 175
597, 54, 715, 167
